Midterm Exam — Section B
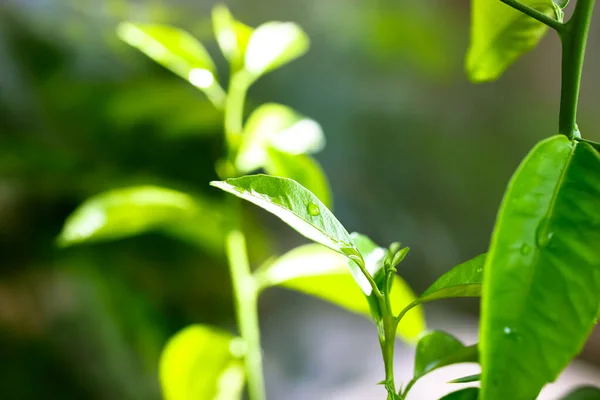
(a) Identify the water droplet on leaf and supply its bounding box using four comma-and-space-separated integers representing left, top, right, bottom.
520, 243, 531, 255
307, 202, 320, 216
476, 267, 483, 274
535, 217, 554, 248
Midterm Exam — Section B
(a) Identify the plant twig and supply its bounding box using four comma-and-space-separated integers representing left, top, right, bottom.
500, 0, 564, 32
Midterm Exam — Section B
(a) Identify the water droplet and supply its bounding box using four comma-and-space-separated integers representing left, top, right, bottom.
476, 267, 483, 274
520, 243, 531, 255
535, 217, 554, 248
307, 202, 320, 216
503, 326, 512, 334
503, 326, 522, 342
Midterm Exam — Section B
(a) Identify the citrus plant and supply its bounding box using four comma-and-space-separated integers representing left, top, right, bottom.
58, 1, 600, 399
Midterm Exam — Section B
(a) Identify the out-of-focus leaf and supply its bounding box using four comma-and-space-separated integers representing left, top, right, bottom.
264, 148, 331, 208
466, 0, 556, 82
440, 388, 480, 400
210, 175, 367, 288
244, 22, 309, 78
159, 325, 245, 400
554, 0, 569, 8
212, 4, 253, 70
420, 253, 485, 302
480, 137, 600, 399
449, 374, 481, 384
116, 23, 224, 106
414, 331, 477, 380
254, 243, 425, 342
560, 386, 600, 400
58, 186, 226, 255
236, 103, 325, 174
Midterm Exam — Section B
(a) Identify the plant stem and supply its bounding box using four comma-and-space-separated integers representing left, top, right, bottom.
224, 71, 252, 157
559, 0, 595, 139
225, 227, 266, 400
500, 0, 564, 31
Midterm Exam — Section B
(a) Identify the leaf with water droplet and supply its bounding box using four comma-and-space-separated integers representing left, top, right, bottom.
307, 201, 320, 216
480, 136, 600, 399
211, 175, 375, 294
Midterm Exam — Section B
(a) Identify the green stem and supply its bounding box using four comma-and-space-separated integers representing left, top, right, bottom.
224, 71, 253, 158
559, 0, 595, 139
225, 226, 266, 400
500, 0, 564, 31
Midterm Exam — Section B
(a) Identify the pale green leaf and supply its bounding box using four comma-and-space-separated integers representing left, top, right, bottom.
466, 0, 556, 82
58, 186, 226, 254
212, 4, 253, 69
480, 136, 600, 399
236, 103, 325, 174
264, 148, 331, 208
244, 22, 309, 77
210, 175, 367, 287
159, 325, 245, 400
255, 243, 425, 342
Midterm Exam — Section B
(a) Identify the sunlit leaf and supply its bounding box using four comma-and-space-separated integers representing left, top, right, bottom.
480, 136, 600, 399
211, 174, 369, 288
117, 22, 224, 106
236, 103, 325, 174
254, 243, 425, 342
160, 325, 245, 400
264, 148, 331, 208
212, 4, 253, 70
440, 388, 480, 400
244, 22, 309, 78
449, 374, 481, 384
420, 253, 486, 302
466, 0, 556, 82
560, 386, 600, 400
58, 186, 226, 254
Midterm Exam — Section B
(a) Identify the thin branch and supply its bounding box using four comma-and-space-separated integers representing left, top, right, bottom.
500, 0, 564, 32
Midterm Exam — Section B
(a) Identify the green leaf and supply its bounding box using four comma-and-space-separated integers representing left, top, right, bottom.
58, 186, 226, 254
254, 243, 425, 342
449, 374, 481, 384
244, 21, 309, 78
159, 325, 245, 400
420, 253, 486, 302
210, 174, 369, 288
414, 331, 478, 380
466, 0, 556, 82
561, 386, 600, 400
264, 148, 332, 208
439, 388, 480, 400
236, 103, 325, 174
212, 4, 253, 69
553, 0, 569, 8
480, 136, 600, 399
117, 23, 224, 106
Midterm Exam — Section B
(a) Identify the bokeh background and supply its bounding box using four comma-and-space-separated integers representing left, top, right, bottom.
2, 0, 600, 399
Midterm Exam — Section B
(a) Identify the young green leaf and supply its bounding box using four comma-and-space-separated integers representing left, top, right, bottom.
236, 103, 325, 174
466, 0, 556, 82
264, 148, 332, 208
210, 174, 366, 277
553, 0, 569, 8
212, 4, 253, 69
254, 243, 425, 342
480, 136, 600, 399
117, 22, 224, 106
448, 374, 481, 384
439, 388, 480, 400
159, 325, 245, 400
419, 253, 486, 302
58, 186, 226, 254
244, 22, 309, 78
560, 386, 600, 400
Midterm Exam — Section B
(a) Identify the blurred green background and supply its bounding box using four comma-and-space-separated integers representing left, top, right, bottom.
2, 0, 600, 399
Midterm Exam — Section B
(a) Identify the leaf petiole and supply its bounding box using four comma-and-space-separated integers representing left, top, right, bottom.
499, 0, 564, 32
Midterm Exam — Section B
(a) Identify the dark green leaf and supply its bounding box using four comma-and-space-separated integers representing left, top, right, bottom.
236, 103, 325, 174
561, 386, 600, 400
466, 0, 556, 82
212, 4, 253, 69
58, 186, 226, 254
159, 325, 244, 400
449, 374, 481, 384
244, 22, 309, 78
439, 387, 480, 400
480, 136, 600, 399
414, 331, 477, 380
210, 175, 369, 290
264, 148, 331, 209
117, 23, 225, 106
254, 243, 425, 342
420, 253, 486, 302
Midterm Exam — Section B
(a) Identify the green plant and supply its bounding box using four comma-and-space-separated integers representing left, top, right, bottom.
57, 1, 600, 400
